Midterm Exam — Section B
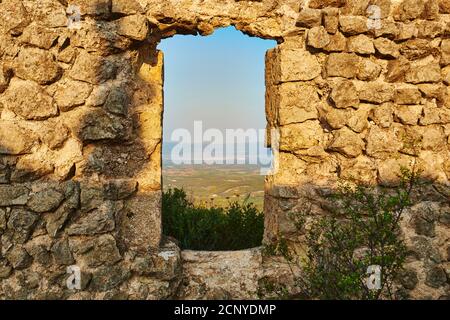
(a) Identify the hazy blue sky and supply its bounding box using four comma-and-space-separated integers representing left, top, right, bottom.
158, 27, 277, 142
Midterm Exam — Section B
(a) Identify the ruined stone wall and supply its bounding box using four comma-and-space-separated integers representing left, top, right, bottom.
0, 0, 448, 299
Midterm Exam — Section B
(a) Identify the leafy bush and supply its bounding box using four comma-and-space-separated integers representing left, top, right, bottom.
263, 167, 421, 300
162, 188, 264, 251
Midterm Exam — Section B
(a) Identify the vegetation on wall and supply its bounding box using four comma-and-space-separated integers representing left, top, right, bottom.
162, 188, 264, 251
262, 166, 422, 300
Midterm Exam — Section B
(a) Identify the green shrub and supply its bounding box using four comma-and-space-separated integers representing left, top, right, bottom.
162, 188, 264, 251
263, 167, 421, 300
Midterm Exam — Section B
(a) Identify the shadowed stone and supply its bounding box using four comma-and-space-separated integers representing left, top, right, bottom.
67, 201, 116, 236
6, 246, 32, 270
70, 234, 121, 267
78, 109, 130, 142
90, 264, 130, 291
51, 238, 75, 265
69, 52, 117, 84
0, 185, 30, 206
27, 189, 65, 213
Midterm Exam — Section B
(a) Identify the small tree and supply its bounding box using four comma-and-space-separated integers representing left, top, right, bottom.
264, 166, 422, 300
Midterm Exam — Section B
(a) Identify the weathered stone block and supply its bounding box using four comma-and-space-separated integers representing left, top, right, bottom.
425, 266, 447, 288
0, 65, 12, 94
385, 57, 411, 83
358, 82, 394, 104
339, 16, 369, 35
70, 234, 121, 267
272, 48, 322, 83
132, 240, 181, 280
340, 155, 377, 184
115, 15, 149, 41
347, 35, 375, 55
280, 121, 323, 151
0, 122, 37, 155
323, 8, 339, 34
0, 0, 30, 36
6, 246, 32, 270
374, 38, 400, 58
440, 0, 450, 13
318, 103, 350, 129
45, 181, 80, 237
24, 237, 51, 266
67, 0, 111, 17
309, 0, 346, 8
67, 201, 116, 236
394, 0, 425, 21
2, 78, 57, 120
276, 83, 319, 125
326, 53, 360, 78
0, 259, 12, 279
399, 268, 419, 290
121, 192, 162, 250
103, 179, 138, 200
394, 86, 422, 105
396, 22, 418, 41
54, 79, 93, 112
331, 80, 359, 108
405, 62, 441, 84
77, 109, 131, 142
5, 209, 38, 244
442, 66, 450, 85
377, 156, 414, 186
0, 185, 29, 206
400, 39, 438, 61
20, 23, 58, 50
307, 26, 331, 49
328, 127, 365, 158
71, 20, 133, 54
423, 0, 440, 20
421, 125, 446, 151
90, 263, 130, 291
394, 105, 423, 125
112, 0, 144, 14
366, 126, 402, 158
371, 19, 399, 39
357, 58, 382, 81
441, 40, 450, 66
341, 0, 370, 15
0, 208, 6, 231
323, 32, 347, 52
27, 189, 65, 213
41, 122, 70, 150
104, 86, 129, 116
14, 47, 60, 85
69, 52, 117, 84
10, 155, 55, 183
296, 8, 322, 28
51, 238, 75, 265
347, 104, 372, 133
416, 20, 445, 38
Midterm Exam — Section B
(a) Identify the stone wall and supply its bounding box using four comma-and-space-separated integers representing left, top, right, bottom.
0, 0, 448, 299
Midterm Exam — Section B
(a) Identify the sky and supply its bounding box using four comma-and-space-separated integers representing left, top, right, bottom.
157, 27, 277, 143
